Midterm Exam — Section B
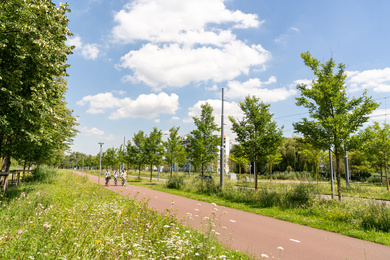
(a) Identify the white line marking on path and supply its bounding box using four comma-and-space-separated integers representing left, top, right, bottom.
194, 209, 199, 211
230, 220, 236, 223
290, 239, 301, 243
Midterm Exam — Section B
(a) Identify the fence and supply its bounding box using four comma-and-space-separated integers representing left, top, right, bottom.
0, 170, 22, 194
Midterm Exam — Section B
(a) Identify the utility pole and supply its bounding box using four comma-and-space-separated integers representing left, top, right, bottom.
329, 149, 334, 199
220, 88, 225, 187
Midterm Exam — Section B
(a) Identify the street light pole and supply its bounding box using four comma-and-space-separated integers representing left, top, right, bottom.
98, 142, 104, 185
220, 87, 225, 188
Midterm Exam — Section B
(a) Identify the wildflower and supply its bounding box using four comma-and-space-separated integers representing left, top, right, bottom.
43, 223, 51, 229
277, 246, 284, 251
211, 203, 217, 206
20, 192, 26, 198
261, 254, 269, 258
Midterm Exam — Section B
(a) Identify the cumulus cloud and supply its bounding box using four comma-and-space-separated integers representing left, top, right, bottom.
225, 77, 296, 102
118, 42, 270, 90
77, 92, 179, 119
347, 68, 390, 93
66, 36, 100, 60
80, 126, 104, 136
112, 0, 261, 45
112, 0, 269, 90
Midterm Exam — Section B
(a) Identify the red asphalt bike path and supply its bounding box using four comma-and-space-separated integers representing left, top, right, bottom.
75, 171, 390, 260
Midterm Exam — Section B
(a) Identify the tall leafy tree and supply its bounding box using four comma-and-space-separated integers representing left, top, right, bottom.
361, 122, 390, 191
293, 51, 379, 199
144, 127, 164, 181
229, 96, 283, 190
163, 126, 186, 177
186, 103, 220, 178
128, 131, 146, 177
0, 1, 77, 171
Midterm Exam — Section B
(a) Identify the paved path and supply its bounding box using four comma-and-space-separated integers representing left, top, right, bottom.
76, 171, 390, 260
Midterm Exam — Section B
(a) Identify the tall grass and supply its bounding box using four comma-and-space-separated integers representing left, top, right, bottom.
0, 170, 252, 259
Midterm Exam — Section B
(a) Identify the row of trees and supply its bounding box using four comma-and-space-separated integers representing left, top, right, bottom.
61, 104, 220, 182
61, 53, 389, 201
0, 1, 78, 173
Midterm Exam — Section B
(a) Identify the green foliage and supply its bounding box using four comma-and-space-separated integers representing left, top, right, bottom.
164, 126, 186, 177
186, 103, 220, 176
229, 95, 283, 189
31, 165, 58, 182
360, 202, 390, 232
284, 183, 314, 208
294, 51, 379, 199
165, 174, 185, 189
144, 127, 164, 181
0, 1, 78, 170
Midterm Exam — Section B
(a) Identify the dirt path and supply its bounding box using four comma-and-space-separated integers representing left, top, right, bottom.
75, 171, 390, 260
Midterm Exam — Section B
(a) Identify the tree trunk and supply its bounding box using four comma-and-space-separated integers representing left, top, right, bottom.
1, 154, 11, 172
150, 164, 153, 182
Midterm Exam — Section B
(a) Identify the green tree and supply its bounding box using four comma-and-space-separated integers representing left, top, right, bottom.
266, 153, 283, 181
229, 96, 283, 190
102, 148, 119, 170
298, 142, 322, 184
0, 1, 77, 171
362, 122, 390, 190
163, 126, 186, 177
293, 51, 379, 199
186, 103, 220, 179
144, 127, 164, 181
229, 144, 249, 179
128, 131, 146, 177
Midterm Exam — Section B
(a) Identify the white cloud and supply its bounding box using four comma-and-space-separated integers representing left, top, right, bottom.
66, 36, 100, 60
347, 68, 390, 93
118, 42, 270, 90
112, 0, 261, 45
81, 44, 100, 60
171, 116, 180, 120
80, 126, 104, 136
225, 77, 296, 102
67, 36, 83, 49
77, 92, 120, 114
77, 92, 179, 120
112, 0, 269, 90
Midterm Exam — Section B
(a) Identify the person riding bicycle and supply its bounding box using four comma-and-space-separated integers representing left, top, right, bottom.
104, 169, 111, 185
121, 169, 127, 186
114, 169, 119, 186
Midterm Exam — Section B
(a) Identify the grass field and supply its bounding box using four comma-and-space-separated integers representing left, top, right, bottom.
0, 168, 254, 259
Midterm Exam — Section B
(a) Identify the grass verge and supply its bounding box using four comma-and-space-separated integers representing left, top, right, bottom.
0, 170, 253, 259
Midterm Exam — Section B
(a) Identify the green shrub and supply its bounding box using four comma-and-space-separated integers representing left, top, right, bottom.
361, 202, 390, 232
31, 165, 58, 182
283, 183, 314, 208
165, 174, 185, 189
259, 188, 281, 208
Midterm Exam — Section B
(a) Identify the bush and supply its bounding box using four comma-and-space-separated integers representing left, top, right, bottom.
283, 183, 314, 208
259, 188, 281, 208
31, 165, 58, 182
361, 202, 390, 232
165, 174, 185, 189
193, 177, 221, 195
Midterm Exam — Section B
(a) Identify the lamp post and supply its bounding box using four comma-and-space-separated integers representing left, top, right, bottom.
98, 142, 104, 185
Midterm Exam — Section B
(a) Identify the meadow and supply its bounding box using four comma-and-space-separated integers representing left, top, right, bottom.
0, 167, 253, 259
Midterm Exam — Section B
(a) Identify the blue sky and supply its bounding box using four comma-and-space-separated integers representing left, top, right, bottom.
56, 0, 390, 155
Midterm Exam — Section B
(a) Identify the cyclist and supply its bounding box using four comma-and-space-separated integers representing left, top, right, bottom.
121, 169, 127, 186
104, 169, 111, 186
113, 169, 119, 186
